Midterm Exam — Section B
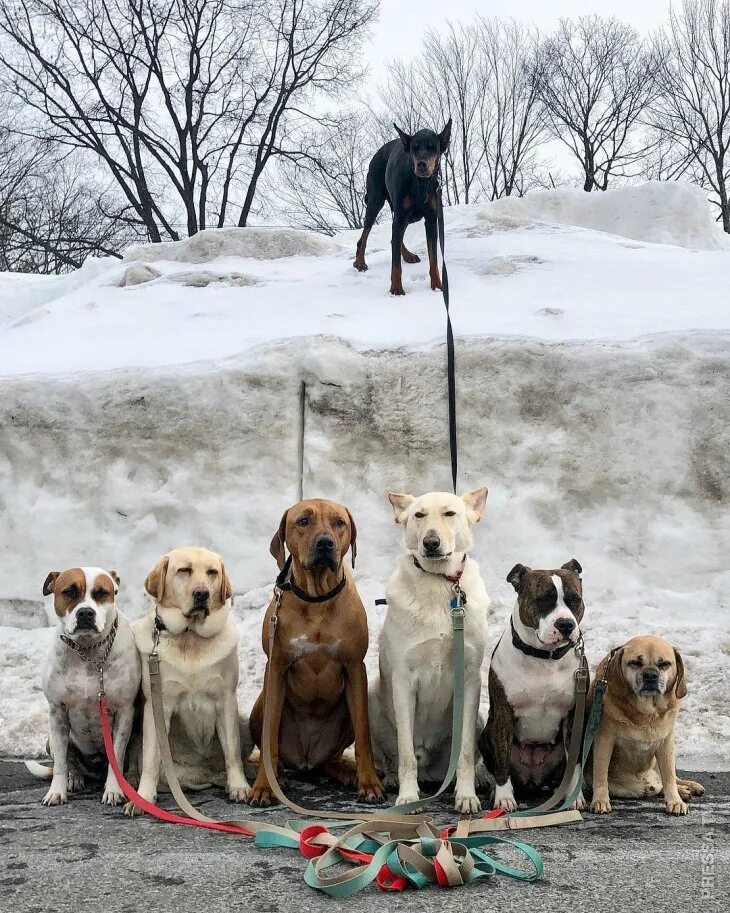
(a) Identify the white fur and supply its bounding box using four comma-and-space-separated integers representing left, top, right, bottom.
128, 605, 250, 812
31, 580, 140, 808
369, 490, 490, 814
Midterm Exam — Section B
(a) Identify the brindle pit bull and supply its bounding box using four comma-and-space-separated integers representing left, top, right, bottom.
247, 498, 384, 806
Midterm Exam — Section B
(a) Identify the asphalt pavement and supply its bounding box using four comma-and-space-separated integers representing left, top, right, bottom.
1, 760, 727, 913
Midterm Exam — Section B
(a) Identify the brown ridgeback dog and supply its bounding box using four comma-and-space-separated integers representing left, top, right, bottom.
247, 498, 384, 806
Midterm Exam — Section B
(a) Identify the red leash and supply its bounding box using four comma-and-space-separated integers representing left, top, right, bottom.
99, 695, 254, 836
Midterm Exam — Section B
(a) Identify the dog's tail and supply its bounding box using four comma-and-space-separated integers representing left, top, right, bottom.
24, 760, 54, 780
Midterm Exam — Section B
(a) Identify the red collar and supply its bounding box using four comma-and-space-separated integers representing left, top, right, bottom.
412, 554, 467, 584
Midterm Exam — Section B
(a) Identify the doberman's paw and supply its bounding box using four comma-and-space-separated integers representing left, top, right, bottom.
430, 276, 443, 291
402, 250, 421, 264
389, 285, 406, 296
353, 259, 368, 272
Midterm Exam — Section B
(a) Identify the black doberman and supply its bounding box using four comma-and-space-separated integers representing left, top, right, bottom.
354, 120, 452, 296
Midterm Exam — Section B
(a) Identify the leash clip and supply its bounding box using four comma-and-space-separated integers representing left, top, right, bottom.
574, 664, 589, 695
450, 584, 466, 628
148, 651, 160, 677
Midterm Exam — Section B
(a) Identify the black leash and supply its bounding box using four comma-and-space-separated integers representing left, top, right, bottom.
436, 184, 458, 494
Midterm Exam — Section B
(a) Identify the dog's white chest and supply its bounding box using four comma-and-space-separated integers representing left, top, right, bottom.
492, 642, 577, 743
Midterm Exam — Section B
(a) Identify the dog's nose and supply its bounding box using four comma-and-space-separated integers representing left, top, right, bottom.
315, 534, 335, 553
76, 606, 96, 628
192, 586, 210, 602
423, 531, 441, 553
643, 669, 660, 684
554, 617, 575, 639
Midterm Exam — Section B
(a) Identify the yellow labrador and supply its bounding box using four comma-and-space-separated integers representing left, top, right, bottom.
587, 635, 704, 816
125, 547, 250, 815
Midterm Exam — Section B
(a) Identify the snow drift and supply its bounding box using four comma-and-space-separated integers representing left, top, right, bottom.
0, 181, 728, 769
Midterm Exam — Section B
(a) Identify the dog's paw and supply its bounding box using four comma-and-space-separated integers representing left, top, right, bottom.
455, 792, 481, 815
353, 259, 368, 272
395, 789, 421, 811
402, 251, 420, 264
42, 787, 68, 806
666, 798, 689, 816
228, 783, 251, 804
67, 773, 85, 793
123, 801, 145, 817
358, 775, 385, 804
570, 791, 588, 812
590, 796, 612, 814
246, 782, 277, 807
101, 787, 125, 806
430, 277, 443, 291
493, 781, 517, 812
678, 779, 705, 799
389, 285, 406, 296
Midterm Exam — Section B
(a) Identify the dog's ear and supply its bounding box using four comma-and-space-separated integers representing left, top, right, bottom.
561, 559, 582, 577
462, 487, 488, 524
269, 509, 289, 571
608, 647, 628, 695
108, 570, 120, 594
43, 571, 60, 596
673, 648, 687, 699
388, 492, 414, 524
394, 123, 411, 151
346, 509, 357, 569
144, 555, 169, 603
219, 561, 233, 605
439, 117, 452, 150
506, 563, 529, 592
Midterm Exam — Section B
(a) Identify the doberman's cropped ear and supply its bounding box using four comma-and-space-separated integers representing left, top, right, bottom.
673, 648, 687, 699
43, 571, 60, 596
144, 556, 169, 603
506, 563, 529, 592
346, 509, 357, 569
388, 492, 414, 524
561, 559, 582, 577
269, 510, 289, 571
394, 123, 411, 151
439, 118, 452, 150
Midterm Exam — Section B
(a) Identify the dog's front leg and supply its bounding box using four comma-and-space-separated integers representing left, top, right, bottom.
344, 661, 384, 803
655, 731, 688, 815
248, 661, 286, 807
454, 668, 482, 814
425, 214, 442, 291
390, 219, 406, 295
124, 697, 169, 816
589, 726, 615, 814
102, 701, 135, 806
480, 687, 516, 811
42, 704, 70, 806
216, 689, 251, 803
391, 667, 419, 806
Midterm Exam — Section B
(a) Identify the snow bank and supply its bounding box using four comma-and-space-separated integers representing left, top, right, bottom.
124, 226, 336, 264
478, 182, 730, 250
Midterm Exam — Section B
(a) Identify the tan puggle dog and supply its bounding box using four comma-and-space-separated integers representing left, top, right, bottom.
588, 635, 704, 816
126, 547, 250, 815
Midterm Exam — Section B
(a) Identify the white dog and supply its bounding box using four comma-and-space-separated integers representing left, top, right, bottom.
126, 547, 250, 815
369, 488, 490, 813
27, 567, 141, 807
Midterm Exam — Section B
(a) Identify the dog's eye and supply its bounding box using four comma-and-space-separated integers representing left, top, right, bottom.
414, 512, 426, 519
657, 660, 672, 669
297, 516, 310, 527
91, 588, 107, 600
564, 594, 582, 610
62, 585, 78, 598
334, 518, 346, 528
177, 567, 192, 576
207, 569, 219, 577
627, 659, 642, 668
443, 510, 457, 517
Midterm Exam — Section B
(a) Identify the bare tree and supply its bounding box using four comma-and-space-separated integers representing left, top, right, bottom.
0, 0, 376, 244
536, 15, 657, 191
475, 17, 547, 200
650, 0, 730, 232
275, 113, 374, 233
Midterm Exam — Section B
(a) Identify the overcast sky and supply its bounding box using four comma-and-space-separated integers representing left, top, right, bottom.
367, 0, 672, 73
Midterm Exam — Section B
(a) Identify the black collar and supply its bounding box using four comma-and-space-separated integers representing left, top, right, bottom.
510, 618, 575, 661
275, 554, 347, 604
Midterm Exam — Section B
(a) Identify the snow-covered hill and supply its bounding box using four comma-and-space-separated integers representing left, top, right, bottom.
1, 181, 728, 769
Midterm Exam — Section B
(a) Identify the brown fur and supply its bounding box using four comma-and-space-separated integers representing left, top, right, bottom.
248, 498, 382, 806
44, 568, 116, 618
587, 635, 704, 816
